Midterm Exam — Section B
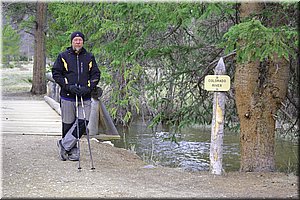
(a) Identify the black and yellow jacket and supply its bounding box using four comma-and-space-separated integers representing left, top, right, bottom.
52, 47, 100, 101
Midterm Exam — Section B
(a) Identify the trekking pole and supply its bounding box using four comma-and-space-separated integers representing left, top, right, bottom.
81, 96, 95, 170
76, 94, 82, 171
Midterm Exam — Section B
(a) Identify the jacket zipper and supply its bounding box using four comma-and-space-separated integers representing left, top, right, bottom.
76, 54, 80, 86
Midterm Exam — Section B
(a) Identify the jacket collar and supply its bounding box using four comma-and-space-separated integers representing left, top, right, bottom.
67, 47, 86, 55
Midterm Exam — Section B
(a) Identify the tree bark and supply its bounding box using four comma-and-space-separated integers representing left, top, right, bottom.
31, 2, 47, 94
236, 3, 290, 172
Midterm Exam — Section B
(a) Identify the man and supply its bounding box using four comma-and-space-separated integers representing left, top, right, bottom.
52, 31, 100, 161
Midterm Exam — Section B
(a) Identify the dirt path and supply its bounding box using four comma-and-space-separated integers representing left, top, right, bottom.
2, 134, 298, 198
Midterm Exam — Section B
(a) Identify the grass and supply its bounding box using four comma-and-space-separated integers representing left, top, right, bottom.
1, 63, 33, 94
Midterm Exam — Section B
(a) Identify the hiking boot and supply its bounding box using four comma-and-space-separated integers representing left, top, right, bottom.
68, 147, 79, 161
57, 139, 68, 161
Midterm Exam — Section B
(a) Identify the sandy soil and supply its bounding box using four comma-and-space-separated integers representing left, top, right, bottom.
1, 133, 299, 199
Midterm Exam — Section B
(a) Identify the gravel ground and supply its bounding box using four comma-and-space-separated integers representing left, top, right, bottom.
1, 134, 299, 199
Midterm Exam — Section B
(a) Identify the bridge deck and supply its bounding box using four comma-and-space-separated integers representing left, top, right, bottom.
1, 100, 61, 136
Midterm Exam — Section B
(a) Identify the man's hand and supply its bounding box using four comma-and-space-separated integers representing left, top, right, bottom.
66, 85, 80, 95
79, 86, 91, 97
91, 86, 103, 99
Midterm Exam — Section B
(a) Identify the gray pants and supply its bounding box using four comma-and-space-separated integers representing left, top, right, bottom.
60, 98, 91, 151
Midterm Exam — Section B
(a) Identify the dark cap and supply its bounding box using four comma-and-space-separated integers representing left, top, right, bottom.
70, 31, 85, 43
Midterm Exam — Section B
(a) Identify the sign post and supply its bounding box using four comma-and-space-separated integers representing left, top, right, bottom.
205, 57, 229, 175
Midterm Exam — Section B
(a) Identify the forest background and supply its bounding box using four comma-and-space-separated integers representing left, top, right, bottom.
1, 1, 299, 173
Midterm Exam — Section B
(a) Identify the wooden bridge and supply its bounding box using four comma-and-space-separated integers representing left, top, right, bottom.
2, 98, 121, 141
2, 73, 121, 139
1, 100, 62, 136
2, 78, 121, 140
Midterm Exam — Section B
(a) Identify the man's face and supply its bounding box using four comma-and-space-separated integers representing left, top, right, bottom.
72, 36, 84, 51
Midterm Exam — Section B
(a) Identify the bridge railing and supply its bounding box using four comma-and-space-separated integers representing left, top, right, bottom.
46, 73, 60, 101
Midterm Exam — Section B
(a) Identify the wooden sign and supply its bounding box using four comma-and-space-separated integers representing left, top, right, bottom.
204, 75, 230, 91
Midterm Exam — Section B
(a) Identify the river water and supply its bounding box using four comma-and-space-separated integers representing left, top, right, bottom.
112, 120, 298, 173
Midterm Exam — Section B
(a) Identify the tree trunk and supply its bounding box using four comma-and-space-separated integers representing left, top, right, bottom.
236, 3, 290, 172
31, 2, 47, 95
